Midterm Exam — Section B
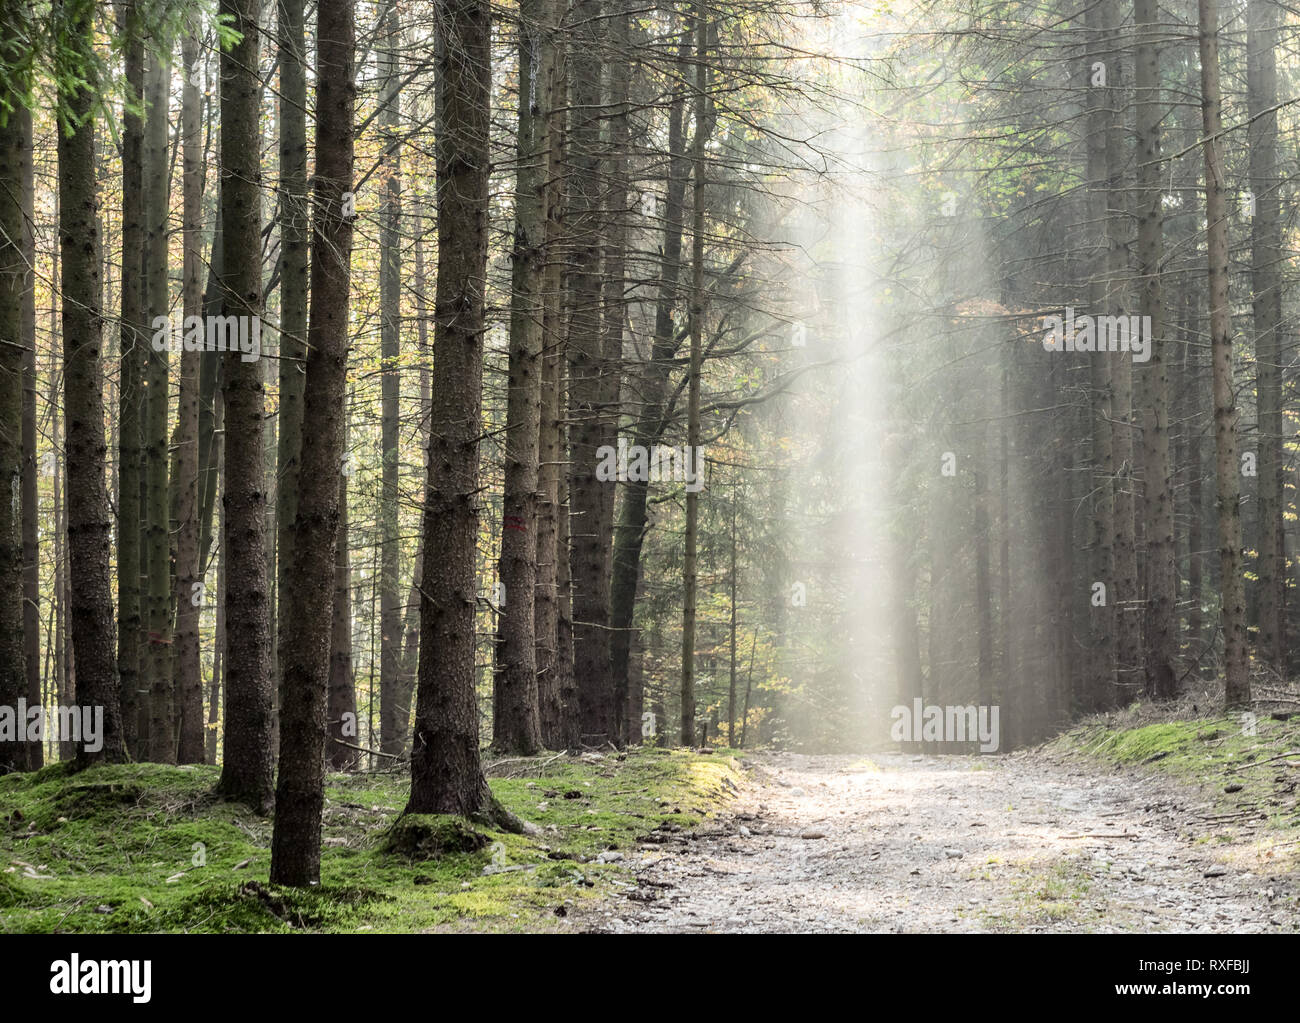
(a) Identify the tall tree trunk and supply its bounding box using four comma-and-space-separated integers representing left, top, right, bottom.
198, 227, 224, 577
399, 209, 430, 714
118, 1, 146, 756
1100, 1, 1140, 708
328, 413, 358, 771
208, 456, 225, 765
144, 46, 174, 762
535, 24, 568, 749
50, 298, 74, 762
378, 0, 406, 758
216, 0, 275, 809
270, 0, 355, 885
681, 3, 708, 748
1198, 0, 1250, 709
535, 259, 564, 748
406, 0, 498, 818
556, 413, 579, 746
1136, 0, 1176, 700
567, 0, 615, 746
0, 87, 28, 773
1084, 2, 1115, 711
276, 0, 309, 760
886, 429, 923, 745
57, 0, 126, 767
493, 0, 555, 754
1185, 318, 1206, 657
974, 438, 994, 719
609, 48, 690, 721
727, 486, 737, 747
1248, 0, 1285, 678
19, 97, 40, 770
602, 0, 631, 745
175, 18, 206, 764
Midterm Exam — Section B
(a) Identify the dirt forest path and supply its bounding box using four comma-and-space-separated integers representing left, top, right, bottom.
586, 751, 1300, 933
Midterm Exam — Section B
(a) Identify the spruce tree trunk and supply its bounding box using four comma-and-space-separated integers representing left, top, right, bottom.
57, 0, 126, 767
601, 0, 631, 745
216, 0, 275, 809
1198, 0, 1250, 709
1136, 0, 1176, 700
50, 314, 74, 762
406, 0, 497, 818
198, 227, 224, 578
535, 267, 564, 747
1099, 0, 1140, 708
175, 19, 206, 764
19, 98, 40, 770
328, 418, 358, 771
208, 460, 225, 765
378, 0, 406, 758
681, 3, 708, 748
609, 53, 690, 723
974, 440, 994, 718
1247, 0, 1285, 678
144, 48, 174, 762
118, 3, 146, 756
535, 26, 569, 748
555, 404, 579, 747
567, 0, 616, 746
399, 217, 430, 714
276, 0, 309, 756
493, 0, 555, 754
271, 0, 356, 885
727, 490, 737, 747
1084, 3, 1115, 711
0, 88, 27, 774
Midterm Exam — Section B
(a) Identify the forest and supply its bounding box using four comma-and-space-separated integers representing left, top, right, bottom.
0, 0, 1299, 960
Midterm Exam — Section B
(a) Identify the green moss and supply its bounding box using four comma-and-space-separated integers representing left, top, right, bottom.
0, 747, 742, 933
1049, 710, 1300, 838
0, 869, 25, 907
381, 815, 488, 859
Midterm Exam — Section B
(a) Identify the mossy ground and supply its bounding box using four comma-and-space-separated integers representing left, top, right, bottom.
0, 747, 743, 933
1046, 700, 1300, 867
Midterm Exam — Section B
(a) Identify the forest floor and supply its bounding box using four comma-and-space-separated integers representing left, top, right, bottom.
0, 747, 744, 933
585, 714, 1300, 933
4, 711, 1298, 933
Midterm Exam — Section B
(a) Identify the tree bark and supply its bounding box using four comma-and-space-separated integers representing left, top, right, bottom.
493, 0, 556, 754
378, 0, 406, 758
1084, 1, 1115, 711
216, 0, 275, 809
536, 19, 569, 749
681, 3, 708, 748
1247, 0, 1285, 678
117, 1, 146, 756
271, 0, 355, 885
609, 47, 690, 728
175, 18, 206, 764
276, 0, 309, 759
0, 85, 28, 773
602, 0, 632, 745
406, 0, 498, 819
328, 412, 358, 771
566, 0, 616, 746
1136, 0, 1176, 700
1198, 0, 1250, 709
144, 45, 174, 762
57, 0, 126, 768
18, 97, 40, 770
